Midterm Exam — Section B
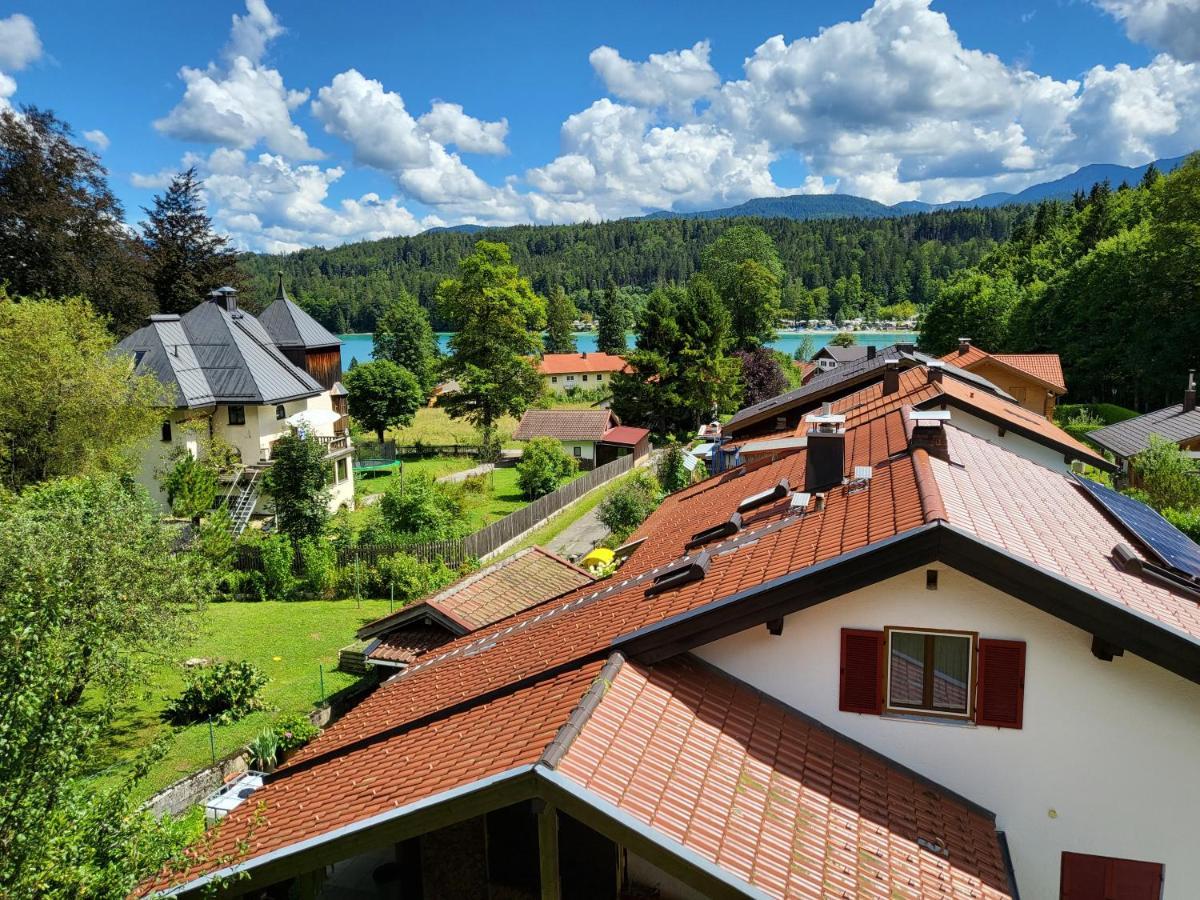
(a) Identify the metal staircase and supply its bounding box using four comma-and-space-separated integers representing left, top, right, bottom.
225, 467, 263, 538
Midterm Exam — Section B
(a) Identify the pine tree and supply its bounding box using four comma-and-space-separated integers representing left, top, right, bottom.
142, 167, 240, 315
544, 285, 578, 353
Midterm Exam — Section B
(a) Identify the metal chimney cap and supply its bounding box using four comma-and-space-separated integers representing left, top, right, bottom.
806, 412, 847, 425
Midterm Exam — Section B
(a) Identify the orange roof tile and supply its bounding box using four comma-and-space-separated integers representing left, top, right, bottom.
538, 352, 628, 375
143, 660, 603, 895
556, 656, 1015, 900
942, 344, 1066, 394
367, 623, 453, 664
514, 409, 615, 441
992, 354, 1066, 392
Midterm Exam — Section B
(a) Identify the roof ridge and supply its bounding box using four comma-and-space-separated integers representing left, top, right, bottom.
911, 447, 948, 523
540, 652, 625, 769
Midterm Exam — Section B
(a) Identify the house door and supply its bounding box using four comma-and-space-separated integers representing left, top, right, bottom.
1060, 852, 1164, 900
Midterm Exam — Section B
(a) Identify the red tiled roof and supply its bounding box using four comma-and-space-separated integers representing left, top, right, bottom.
538, 352, 628, 375
933, 425, 1200, 641
992, 354, 1066, 393
556, 655, 1014, 900
942, 344, 1066, 394
142, 660, 604, 895
600, 425, 649, 446
285, 449, 928, 770
367, 623, 453, 664
514, 409, 615, 441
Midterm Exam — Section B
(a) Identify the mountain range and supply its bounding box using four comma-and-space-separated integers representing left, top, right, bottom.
636, 155, 1188, 222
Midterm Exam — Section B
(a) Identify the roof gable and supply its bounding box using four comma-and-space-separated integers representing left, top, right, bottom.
942, 344, 1066, 394
1090, 403, 1200, 458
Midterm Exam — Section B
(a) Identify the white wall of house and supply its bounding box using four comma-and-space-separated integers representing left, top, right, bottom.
694, 565, 1200, 899
544, 371, 612, 393
559, 440, 596, 463
135, 412, 203, 508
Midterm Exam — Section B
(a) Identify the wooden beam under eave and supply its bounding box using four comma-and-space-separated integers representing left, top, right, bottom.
538, 801, 561, 900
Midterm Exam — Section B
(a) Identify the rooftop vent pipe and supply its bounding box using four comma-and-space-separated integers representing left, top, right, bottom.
1185, 370, 1196, 414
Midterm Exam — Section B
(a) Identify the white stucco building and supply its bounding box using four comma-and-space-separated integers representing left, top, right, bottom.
118, 282, 354, 522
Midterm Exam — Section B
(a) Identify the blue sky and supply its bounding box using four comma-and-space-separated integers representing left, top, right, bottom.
2, 0, 1197, 251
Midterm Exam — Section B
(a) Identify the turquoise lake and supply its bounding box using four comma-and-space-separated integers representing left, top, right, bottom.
339, 331, 919, 370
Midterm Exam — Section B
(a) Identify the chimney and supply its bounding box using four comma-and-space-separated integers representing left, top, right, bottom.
908, 410, 951, 461
210, 286, 238, 313
804, 403, 846, 492
958, 337, 971, 355
866, 345, 876, 360
896, 342, 915, 355
1186, 370, 1197, 413
581, 351, 587, 359
883, 360, 900, 395
927, 360, 945, 386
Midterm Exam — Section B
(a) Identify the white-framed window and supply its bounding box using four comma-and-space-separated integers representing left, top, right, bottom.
596, 374, 603, 381
228, 405, 246, 426
275, 404, 286, 420
567, 375, 575, 382
551, 376, 558, 383
582, 374, 588, 381
884, 627, 975, 719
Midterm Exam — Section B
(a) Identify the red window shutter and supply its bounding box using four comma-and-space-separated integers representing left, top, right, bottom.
976, 639, 1025, 729
839, 629, 884, 714
1061, 852, 1163, 900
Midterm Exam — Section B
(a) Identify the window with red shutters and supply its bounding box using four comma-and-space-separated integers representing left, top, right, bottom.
1060, 851, 1164, 900
839, 629, 884, 714
976, 639, 1025, 729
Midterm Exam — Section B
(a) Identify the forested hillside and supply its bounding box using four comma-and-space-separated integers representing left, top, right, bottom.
920, 158, 1200, 410
238, 207, 1026, 332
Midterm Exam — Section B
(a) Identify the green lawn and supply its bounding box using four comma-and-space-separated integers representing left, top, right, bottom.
92, 599, 390, 799
497, 467, 636, 559
386, 407, 520, 446
355, 455, 478, 497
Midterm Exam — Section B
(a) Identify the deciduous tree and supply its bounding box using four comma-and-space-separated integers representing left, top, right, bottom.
261, 431, 331, 542
0, 292, 165, 491
373, 290, 440, 395
344, 359, 423, 442
516, 436, 578, 498
437, 241, 545, 451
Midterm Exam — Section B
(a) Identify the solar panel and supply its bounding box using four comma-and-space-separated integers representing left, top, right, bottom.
1073, 475, 1200, 579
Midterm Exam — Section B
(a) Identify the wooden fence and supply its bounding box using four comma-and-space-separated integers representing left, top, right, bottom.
353, 440, 482, 462
233, 451, 637, 577
462, 453, 635, 558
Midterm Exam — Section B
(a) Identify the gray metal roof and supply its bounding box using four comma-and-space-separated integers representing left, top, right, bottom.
814, 344, 870, 363
258, 275, 341, 350
724, 344, 1011, 434
1089, 404, 1200, 459
117, 298, 325, 409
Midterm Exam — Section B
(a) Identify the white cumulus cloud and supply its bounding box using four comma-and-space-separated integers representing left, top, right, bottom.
0, 13, 42, 112
589, 41, 720, 116
418, 101, 508, 154
1096, 0, 1200, 63
84, 129, 110, 151
155, 0, 320, 159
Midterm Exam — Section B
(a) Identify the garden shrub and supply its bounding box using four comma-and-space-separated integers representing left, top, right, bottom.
375, 552, 456, 603
259, 532, 297, 600
1164, 507, 1200, 543
379, 473, 467, 541
297, 537, 337, 599
1132, 434, 1200, 511
274, 714, 321, 755
460, 473, 488, 495
167, 660, 267, 725
516, 437, 578, 499
598, 471, 662, 542
656, 444, 695, 494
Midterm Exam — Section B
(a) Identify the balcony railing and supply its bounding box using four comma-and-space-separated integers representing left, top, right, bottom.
261, 433, 350, 462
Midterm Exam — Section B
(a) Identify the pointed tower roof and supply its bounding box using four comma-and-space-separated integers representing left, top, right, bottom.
259, 272, 341, 350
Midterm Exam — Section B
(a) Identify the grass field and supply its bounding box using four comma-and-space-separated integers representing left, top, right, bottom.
92, 600, 390, 799
354, 455, 477, 496
385, 407, 520, 446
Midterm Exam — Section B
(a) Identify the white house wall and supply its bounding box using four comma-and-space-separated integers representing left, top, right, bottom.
693, 565, 1200, 898
946, 407, 1073, 473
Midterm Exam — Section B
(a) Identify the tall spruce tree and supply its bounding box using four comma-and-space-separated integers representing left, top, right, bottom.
544, 284, 578, 354
596, 277, 631, 355
0, 107, 153, 333
142, 168, 240, 315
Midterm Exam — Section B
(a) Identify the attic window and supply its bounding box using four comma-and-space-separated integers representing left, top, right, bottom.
737, 478, 790, 514
228, 406, 246, 426
275, 404, 286, 420
645, 552, 711, 598
686, 513, 742, 549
